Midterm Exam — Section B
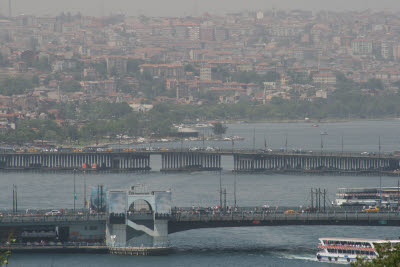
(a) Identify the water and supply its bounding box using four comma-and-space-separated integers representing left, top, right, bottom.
5, 119, 400, 266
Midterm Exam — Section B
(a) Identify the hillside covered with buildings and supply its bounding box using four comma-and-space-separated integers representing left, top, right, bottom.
1, 10, 400, 144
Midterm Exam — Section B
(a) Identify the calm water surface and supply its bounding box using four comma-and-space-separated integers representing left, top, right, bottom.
5, 120, 400, 266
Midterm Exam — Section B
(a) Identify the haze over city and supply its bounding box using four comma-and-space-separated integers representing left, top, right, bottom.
1, 0, 400, 16
0, 0, 400, 265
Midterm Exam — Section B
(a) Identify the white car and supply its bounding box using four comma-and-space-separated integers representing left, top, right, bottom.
45, 210, 61, 216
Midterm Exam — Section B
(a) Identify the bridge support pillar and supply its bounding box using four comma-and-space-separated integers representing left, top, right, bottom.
153, 219, 169, 247
106, 189, 171, 249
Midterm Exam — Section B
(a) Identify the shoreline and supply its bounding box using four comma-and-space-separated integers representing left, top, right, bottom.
5, 117, 400, 148
229, 116, 400, 124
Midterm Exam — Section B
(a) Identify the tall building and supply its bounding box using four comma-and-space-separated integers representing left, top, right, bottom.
106, 56, 128, 76
188, 26, 200, 41
215, 27, 229, 41
200, 27, 215, 41
175, 25, 188, 39
351, 39, 373, 55
380, 41, 392, 60
200, 65, 212, 81
393, 44, 400, 61
140, 64, 185, 80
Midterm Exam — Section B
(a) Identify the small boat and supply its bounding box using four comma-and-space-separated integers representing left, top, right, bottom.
316, 237, 400, 263
312, 124, 319, 127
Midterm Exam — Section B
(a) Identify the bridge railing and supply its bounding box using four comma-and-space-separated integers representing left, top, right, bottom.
0, 213, 107, 224
0, 242, 106, 249
171, 210, 400, 222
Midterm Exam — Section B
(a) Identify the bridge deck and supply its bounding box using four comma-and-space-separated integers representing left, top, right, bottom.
0, 214, 107, 226
168, 211, 400, 233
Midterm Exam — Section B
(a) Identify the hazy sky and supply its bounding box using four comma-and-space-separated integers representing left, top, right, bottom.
2, 0, 400, 17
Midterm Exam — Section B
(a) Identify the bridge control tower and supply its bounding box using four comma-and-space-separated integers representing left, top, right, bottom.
105, 186, 171, 248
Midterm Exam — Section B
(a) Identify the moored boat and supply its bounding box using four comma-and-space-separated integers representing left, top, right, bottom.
316, 237, 400, 263
334, 186, 400, 207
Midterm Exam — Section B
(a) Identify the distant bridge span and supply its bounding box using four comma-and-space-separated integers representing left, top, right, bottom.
0, 149, 399, 174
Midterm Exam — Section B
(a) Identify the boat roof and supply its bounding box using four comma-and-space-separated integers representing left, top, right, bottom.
320, 237, 400, 243
338, 187, 400, 190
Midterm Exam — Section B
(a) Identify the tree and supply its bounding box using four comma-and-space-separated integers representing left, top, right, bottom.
212, 122, 228, 136
0, 234, 14, 266
363, 78, 384, 90
60, 80, 82, 92
127, 59, 144, 74
351, 241, 400, 266
0, 76, 35, 96
184, 64, 196, 73
263, 70, 280, 82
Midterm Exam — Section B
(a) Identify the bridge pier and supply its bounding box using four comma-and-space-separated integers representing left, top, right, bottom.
1, 152, 150, 171
233, 153, 399, 174
106, 189, 171, 249
161, 152, 221, 172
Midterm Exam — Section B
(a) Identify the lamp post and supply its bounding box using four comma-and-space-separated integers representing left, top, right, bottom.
84, 173, 87, 211
73, 169, 76, 212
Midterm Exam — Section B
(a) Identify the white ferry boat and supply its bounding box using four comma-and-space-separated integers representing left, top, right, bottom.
335, 186, 400, 207
316, 237, 400, 263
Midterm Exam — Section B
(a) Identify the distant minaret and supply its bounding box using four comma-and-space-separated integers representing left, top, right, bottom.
100, 0, 105, 17
193, 0, 199, 17
8, 0, 12, 18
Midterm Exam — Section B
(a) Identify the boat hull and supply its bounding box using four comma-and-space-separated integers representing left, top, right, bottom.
317, 253, 370, 264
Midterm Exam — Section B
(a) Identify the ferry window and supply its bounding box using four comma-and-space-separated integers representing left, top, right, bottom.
89, 226, 98, 230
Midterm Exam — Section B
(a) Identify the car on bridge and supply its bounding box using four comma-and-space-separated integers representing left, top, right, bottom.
363, 206, 379, 212
45, 210, 61, 216
195, 209, 207, 215
284, 210, 299, 215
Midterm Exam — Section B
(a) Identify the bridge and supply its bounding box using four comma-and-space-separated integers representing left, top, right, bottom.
1, 187, 400, 254
168, 209, 400, 233
0, 149, 399, 174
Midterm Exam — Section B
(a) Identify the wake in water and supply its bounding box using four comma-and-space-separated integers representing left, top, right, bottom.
171, 245, 315, 255
279, 253, 319, 262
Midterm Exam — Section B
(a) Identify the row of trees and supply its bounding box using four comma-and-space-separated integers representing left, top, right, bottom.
0, 116, 171, 145
0, 76, 39, 96
136, 91, 400, 122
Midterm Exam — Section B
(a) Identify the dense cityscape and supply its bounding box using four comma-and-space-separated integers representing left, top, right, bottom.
1, 4, 400, 266
1, 10, 400, 145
